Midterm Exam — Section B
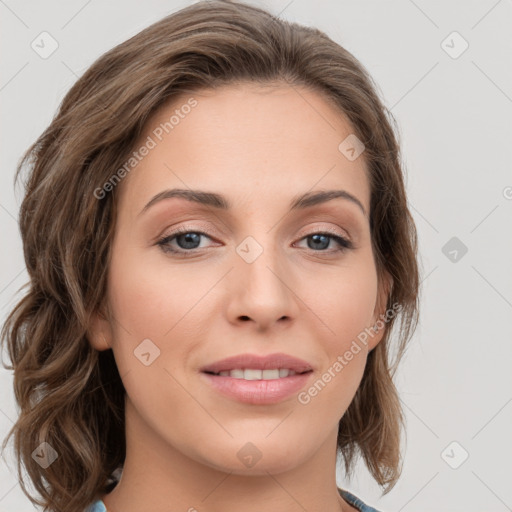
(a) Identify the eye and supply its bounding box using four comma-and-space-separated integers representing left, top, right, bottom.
156, 228, 214, 255
156, 228, 353, 256
294, 231, 353, 253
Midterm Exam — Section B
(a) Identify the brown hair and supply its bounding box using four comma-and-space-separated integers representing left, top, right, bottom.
1, 1, 420, 510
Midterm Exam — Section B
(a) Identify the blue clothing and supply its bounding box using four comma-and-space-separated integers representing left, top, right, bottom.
86, 501, 106, 512
87, 489, 381, 512
339, 488, 382, 511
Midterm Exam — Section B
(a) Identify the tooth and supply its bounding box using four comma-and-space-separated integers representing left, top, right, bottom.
213, 368, 299, 379
243, 369, 262, 380
262, 369, 280, 380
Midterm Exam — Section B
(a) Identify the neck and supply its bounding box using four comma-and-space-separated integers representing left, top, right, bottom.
102, 399, 355, 512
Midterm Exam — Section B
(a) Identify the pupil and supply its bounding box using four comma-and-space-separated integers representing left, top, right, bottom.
174, 233, 331, 251
178, 232, 200, 249
309, 234, 329, 250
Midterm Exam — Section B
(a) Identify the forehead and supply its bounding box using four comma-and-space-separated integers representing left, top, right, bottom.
117, 83, 370, 216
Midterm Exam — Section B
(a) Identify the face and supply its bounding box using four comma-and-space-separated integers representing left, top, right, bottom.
90, 83, 390, 476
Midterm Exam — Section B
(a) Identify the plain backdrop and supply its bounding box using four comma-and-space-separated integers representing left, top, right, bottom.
1, 1, 511, 511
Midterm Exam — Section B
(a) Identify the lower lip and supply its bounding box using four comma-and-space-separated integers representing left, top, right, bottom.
201, 372, 313, 405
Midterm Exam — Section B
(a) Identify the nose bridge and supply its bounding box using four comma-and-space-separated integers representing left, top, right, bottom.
229, 230, 297, 325
236, 231, 286, 293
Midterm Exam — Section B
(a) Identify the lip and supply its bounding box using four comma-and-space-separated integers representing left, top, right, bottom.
199, 352, 313, 374
199, 352, 314, 405
200, 371, 313, 405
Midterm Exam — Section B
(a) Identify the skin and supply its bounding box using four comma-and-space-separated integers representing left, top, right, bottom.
89, 83, 391, 512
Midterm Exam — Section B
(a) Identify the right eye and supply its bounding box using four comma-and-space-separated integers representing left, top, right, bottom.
156, 228, 216, 255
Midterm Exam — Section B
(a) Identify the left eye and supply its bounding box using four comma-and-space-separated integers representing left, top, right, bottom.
295, 232, 352, 252
156, 229, 352, 255
157, 230, 211, 252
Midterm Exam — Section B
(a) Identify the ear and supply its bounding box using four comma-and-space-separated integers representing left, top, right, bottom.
87, 302, 113, 352
367, 271, 394, 352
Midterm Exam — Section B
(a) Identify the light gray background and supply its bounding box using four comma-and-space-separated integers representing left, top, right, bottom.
1, 1, 511, 511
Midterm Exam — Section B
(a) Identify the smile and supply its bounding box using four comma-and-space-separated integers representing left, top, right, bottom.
201, 370, 313, 405
206, 368, 304, 380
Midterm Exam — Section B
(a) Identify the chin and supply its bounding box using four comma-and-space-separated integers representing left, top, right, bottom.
194, 441, 307, 476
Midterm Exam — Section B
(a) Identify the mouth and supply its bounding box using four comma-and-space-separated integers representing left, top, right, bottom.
199, 352, 314, 375
202, 368, 313, 380
199, 353, 314, 405
200, 369, 313, 405
199, 353, 313, 405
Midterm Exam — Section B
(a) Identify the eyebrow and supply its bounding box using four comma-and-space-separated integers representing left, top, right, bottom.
139, 188, 367, 217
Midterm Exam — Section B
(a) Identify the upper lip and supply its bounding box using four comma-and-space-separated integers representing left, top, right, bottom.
200, 352, 313, 374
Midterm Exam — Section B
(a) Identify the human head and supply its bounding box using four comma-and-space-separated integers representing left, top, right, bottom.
1, 2, 419, 511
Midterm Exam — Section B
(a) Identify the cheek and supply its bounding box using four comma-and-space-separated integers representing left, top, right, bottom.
105, 243, 215, 386
107, 244, 188, 339
104, 249, 197, 422
104, 243, 173, 383
303, 255, 378, 347
296, 266, 377, 417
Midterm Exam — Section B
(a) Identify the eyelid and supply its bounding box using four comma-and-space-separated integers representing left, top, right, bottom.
156, 222, 351, 244
154, 221, 218, 241
155, 222, 354, 256
296, 224, 351, 241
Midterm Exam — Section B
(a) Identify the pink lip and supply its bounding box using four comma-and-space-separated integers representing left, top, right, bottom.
199, 352, 313, 374
200, 372, 313, 405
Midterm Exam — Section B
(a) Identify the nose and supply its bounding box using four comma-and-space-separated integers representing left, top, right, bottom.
225, 236, 300, 331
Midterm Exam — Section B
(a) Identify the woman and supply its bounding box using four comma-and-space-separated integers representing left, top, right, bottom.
1, 1, 420, 511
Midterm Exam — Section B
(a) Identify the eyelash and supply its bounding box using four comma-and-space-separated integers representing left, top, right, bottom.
156, 226, 353, 256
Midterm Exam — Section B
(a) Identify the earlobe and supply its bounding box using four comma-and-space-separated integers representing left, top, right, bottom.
367, 320, 385, 353
368, 272, 394, 352
374, 271, 393, 320
87, 305, 113, 352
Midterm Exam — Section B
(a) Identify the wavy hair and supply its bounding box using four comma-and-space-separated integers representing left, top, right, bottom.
1, 1, 420, 510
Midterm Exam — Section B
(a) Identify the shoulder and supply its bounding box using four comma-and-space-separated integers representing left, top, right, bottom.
85, 500, 107, 512
338, 488, 384, 512
87, 492, 378, 512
